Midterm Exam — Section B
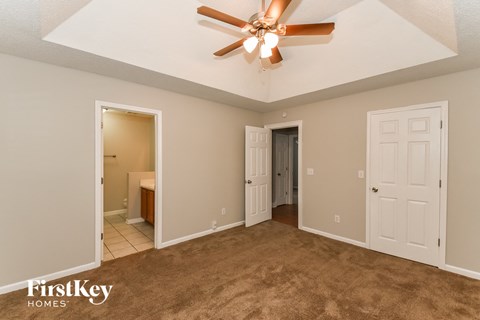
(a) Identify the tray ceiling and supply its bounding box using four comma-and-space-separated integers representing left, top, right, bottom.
1, 0, 479, 111
43, 0, 456, 102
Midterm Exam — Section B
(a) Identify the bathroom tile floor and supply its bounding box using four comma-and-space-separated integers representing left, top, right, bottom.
103, 214, 154, 261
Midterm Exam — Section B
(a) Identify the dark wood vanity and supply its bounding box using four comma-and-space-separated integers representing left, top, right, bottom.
141, 187, 155, 225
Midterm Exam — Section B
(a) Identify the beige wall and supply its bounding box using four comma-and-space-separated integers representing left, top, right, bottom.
0, 53, 262, 286
103, 112, 154, 212
263, 67, 480, 273
1, 50, 479, 288
149, 117, 155, 171
127, 171, 155, 220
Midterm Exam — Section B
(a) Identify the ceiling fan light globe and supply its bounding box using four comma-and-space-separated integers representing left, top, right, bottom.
264, 32, 279, 48
243, 37, 259, 53
260, 44, 273, 59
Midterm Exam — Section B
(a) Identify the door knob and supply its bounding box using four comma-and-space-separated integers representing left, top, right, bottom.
277, 173, 281, 176
246, 180, 252, 184
372, 187, 379, 193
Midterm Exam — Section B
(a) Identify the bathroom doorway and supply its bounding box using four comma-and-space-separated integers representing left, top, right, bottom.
95, 101, 162, 265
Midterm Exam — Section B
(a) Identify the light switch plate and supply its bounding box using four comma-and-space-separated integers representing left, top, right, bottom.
307, 168, 314, 175
358, 170, 365, 179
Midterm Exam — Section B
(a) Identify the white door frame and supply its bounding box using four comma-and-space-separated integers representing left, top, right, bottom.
265, 121, 303, 228
94, 100, 163, 266
366, 101, 448, 269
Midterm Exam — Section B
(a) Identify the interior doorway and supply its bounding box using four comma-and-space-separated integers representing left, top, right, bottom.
272, 128, 299, 227
102, 108, 155, 261
265, 121, 302, 229
95, 101, 162, 266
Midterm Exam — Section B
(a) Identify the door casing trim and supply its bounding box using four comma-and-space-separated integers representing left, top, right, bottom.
265, 121, 303, 229
94, 100, 163, 267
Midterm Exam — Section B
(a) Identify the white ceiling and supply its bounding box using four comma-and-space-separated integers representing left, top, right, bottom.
0, 0, 479, 111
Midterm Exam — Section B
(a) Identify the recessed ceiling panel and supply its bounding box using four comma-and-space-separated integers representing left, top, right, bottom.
268, 0, 457, 102
44, 0, 270, 102
43, 0, 457, 103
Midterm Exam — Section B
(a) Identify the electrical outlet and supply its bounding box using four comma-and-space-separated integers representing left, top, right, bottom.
334, 215, 341, 223
212, 220, 217, 230
221, 208, 226, 215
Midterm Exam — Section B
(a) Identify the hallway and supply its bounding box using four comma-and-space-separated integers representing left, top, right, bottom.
272, 204, 298, 228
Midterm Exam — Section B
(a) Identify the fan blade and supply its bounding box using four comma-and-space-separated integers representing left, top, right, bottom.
285, 23, 335, 36
214, 38, 247, 56
265, 0, 292, 22
197, 6, 248, 29
269, 47, 283, 64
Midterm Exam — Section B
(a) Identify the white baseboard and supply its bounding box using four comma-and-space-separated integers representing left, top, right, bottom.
126, 217, 145, 224
216, 221, 244, 232
300, 226, 366, 248
300, 228, 480, 280
443, 264, 480, 280
104, 209, 127, 217
0, 262, 97, 295
2, 223, 477, 297
160, 221, 244, 249
0, 221, 245, 295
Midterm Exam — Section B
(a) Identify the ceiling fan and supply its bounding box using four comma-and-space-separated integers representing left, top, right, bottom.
197, 0, 335, 64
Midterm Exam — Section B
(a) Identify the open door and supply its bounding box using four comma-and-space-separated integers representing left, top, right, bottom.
245, 126, 272, 227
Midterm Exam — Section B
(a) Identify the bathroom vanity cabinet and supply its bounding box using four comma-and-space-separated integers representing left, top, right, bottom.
141, 187, 155, 225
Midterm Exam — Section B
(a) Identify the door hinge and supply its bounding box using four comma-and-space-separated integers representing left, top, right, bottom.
438, 238, 440, 247
101, 121, 104, 129
101, 233, 104, 240
101, 177, 104, 185
440, 120, 443, 129
439, 180, 442, 188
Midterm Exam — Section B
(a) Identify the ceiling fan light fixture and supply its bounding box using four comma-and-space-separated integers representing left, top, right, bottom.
243, 36, 259, 53
264, 32, 279, 48
197, 2, 336, 66
260, 43, 273, 59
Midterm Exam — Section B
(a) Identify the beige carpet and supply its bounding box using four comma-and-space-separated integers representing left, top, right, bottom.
1, 221, 479, 319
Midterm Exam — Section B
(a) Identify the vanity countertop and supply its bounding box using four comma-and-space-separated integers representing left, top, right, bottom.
140, 179, 155, 191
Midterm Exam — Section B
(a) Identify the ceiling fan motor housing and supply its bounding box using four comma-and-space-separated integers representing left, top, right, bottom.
248, 12, 283, 35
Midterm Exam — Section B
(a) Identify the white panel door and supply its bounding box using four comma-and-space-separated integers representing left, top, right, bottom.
245, 126, 272, 227
369, 107, 441, 266
274, 133, 288, 206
